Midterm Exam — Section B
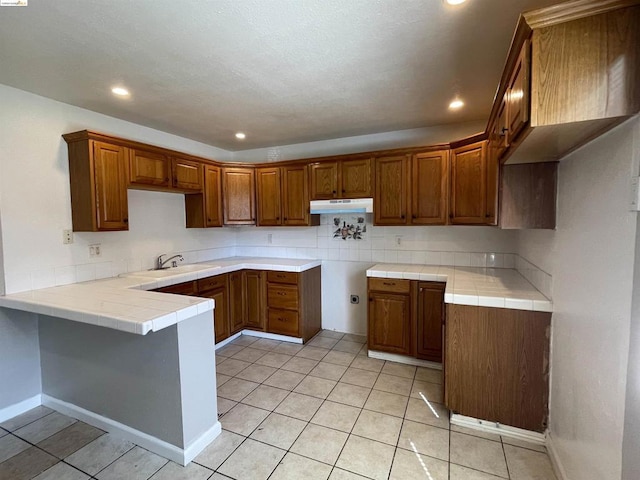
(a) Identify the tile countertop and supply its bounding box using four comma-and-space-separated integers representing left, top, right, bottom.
0, 257, 322, 335
366, 264, 552, 313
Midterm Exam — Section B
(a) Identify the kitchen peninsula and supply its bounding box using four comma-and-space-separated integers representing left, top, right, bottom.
0, 257, 320, 465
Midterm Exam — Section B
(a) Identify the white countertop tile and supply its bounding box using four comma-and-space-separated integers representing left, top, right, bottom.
366, 263, 552, 313
0, 257, 321, 336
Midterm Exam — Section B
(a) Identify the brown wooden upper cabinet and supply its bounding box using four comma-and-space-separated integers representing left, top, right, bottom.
506, 38, 530, 144
256, 165, 318, 227
375, 150, 449, 226
411, 150, 448, 225
64, 135, 129, 232
309, 158, 373, 200
222, 167, 256, 225
129, 148, 170, 188
171, 157, 202, 192
374, 155, 409, 225
185, 164, 223, 228
449, 141, 490, 225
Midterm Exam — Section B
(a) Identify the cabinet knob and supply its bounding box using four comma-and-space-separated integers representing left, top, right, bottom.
401, 215, 405, 219
332, 190, 336, 194
342, 189, 345, 193
123, 218, 128, 223
449, 214, 453, 219
500, 127, 508, 136
284, 217, 288, 221
485, 214, 490, 218
412, 214, 417, 219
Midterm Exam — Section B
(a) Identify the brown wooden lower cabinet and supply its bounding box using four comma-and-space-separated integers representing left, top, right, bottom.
367, 278, 445, 362
445, 304, 551, 432
152, 267, 320, 344
267, 267, 321, 342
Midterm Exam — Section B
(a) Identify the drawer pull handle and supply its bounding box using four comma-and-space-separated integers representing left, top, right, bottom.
383, 282, 395, 286
277, 292, 286, 296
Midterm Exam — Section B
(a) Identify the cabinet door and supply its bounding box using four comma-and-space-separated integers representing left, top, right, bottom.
368, 292, 411, 355
92, 141, 129, 231
204, 165, 223, 227
374, 155, 409, 225
229, 271, 245, 334
282, 165, 310, 226
244, 270, 266, 330
507, 38, 530, 143
309, 162, 338, 200
172, 157, 202, 191
411, 151, 448, 225
256, 167, 282, 226
200, 286, 230, 344
450, 141, 487, 225
223, 168, 256, 225
129, 149, 170, 187
494, 94, 509, 158
341, 158, 372, 198
416, 282, 445, 362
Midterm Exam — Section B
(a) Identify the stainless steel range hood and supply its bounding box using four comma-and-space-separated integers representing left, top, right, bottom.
309, 198, 373, 214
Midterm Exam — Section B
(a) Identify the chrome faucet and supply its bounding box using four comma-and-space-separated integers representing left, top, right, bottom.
156, 254, 184, 270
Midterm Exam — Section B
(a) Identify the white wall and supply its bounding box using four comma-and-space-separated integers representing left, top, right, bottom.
236, 219, 517, 334
516, 117, 640, 480
623, 215, 640, 480
0, 85, 237, 294
233, 121, 485, 163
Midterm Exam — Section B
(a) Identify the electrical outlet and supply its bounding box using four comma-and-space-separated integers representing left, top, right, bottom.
630, 176, 640, 211
267, 233, 273, 244
395, 235, 402, 246
350, 295, 359, 304
63, 229, 73, 244
89, 244, 102, 257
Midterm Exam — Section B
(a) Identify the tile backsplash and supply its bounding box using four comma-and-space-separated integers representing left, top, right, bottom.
516, 255, 553, 300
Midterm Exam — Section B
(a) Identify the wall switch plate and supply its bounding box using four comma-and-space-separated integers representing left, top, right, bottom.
89, 244, 101, 257
63, 229, 73, 244
630, 176, 640, 211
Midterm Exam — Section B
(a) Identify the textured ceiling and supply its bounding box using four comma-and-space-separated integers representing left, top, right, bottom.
0, 0, 557, 150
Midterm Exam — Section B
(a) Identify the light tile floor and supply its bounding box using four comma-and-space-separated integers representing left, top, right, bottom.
0, 330, 557, 479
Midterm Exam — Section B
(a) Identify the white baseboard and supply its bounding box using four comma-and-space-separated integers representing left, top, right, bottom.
368, 350, 443, 370
42, 394, 221, 466
450, 413, 546, 445
0, 394, 42, 423
214, 331, 242, 349
546, 431, 569, 480
241, 329, 304, 344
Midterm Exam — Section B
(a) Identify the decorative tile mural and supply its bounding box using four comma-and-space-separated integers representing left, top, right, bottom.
332, 216, 367, 241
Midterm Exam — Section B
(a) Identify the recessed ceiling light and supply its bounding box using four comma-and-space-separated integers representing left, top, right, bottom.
445, 0, 466, 5
235, 132, 246, 140
449, 99, 465, 110
111, 87, 130, 97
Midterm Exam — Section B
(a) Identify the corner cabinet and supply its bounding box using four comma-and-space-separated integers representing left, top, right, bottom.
64, 136, 129, 232
185, 164, 223, 228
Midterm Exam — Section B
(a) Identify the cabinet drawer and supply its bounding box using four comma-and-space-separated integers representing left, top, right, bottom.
267, 271, 298, 285
267, 284, 299, 310
155, 281, 197, 295
268, 309, 299, 336
198, 274, 227, 292
368, 277, 411, 294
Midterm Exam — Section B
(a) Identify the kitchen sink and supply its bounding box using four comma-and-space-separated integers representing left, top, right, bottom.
131, 264, 221, 278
